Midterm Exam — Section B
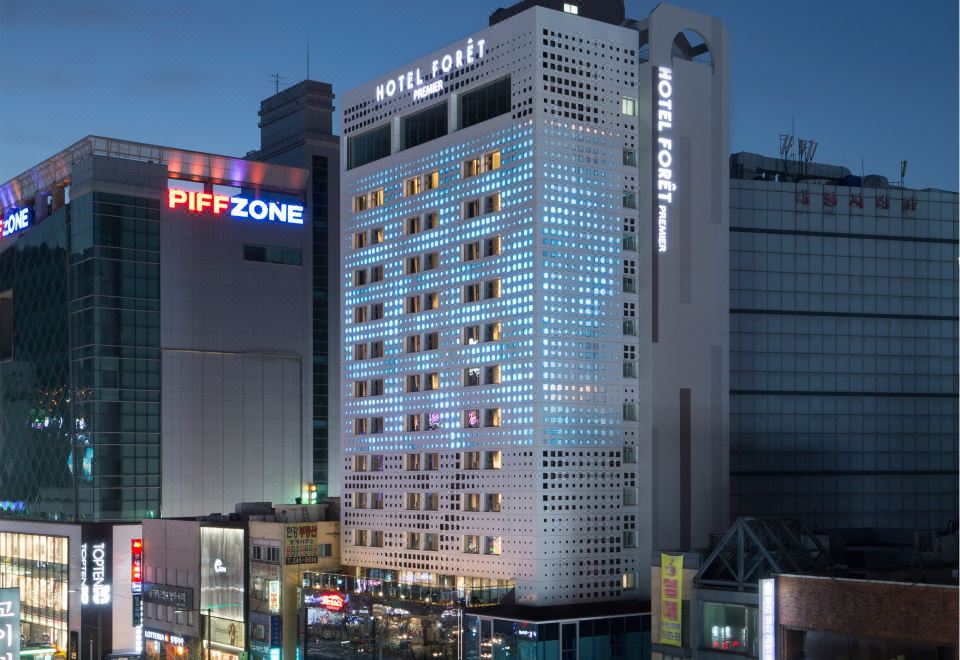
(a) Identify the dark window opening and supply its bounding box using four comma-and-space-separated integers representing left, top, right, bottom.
401, 102, 449, 151
347, 124, 391, 169
244, 244, 302, 266
459, 76, 511, 130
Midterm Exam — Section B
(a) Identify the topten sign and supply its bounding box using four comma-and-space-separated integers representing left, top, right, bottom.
168, 188, 304, 225
375, 37, 486, 102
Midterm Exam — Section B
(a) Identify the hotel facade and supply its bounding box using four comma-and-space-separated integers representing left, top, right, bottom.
339, 0, 729, 608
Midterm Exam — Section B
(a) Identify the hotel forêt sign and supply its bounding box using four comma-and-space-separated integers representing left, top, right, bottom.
375, 37, 487, 103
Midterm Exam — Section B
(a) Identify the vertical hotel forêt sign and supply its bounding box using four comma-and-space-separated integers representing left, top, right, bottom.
660, 552, 683, 646
654, 67, 675, 253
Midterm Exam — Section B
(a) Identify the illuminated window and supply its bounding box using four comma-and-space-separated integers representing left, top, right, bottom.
623, 530, 636, 548
371, 493, 384, 509
485, 364, 501, 385
484, 536, 502, 555
485, 235, 501, 257
370, 379, 384, 396
353, 270, 367, 286
406, 256, 422, 275
370, 340, 384, 358
354, 343, 368, 360
354, 492, 368, 509
464, 409, 480, 429
370, 302, 384, 320
371, 455, 384, 471
463, 199, 480, 219
464, 493, 480, 512
623, 149, 637, 167
406, 415, 421, 433
352, 195, 368, 213
353, 418, 367, 435
406, 216, 420, 235
623, 191, 637, 209
464, 451, 481, 470
353, 306, 368, 323
464, 367, 480, 387
406, 453, 421, 471
623, 276, 637, 294
353, 381, 368, 398
425, 453, 440, 470
485, 408, 501, 427
354, 530, 368, 546
405, 295, 422, 314
370, 264, 384, 283
371, 226, 385, 244
484, 321, 502, 342
485, 493, 501, 512
463, 241, 480, 262
406, 532, 420, 550
622, 572, 636, 590
406, 493, 421, 510
354, 455, 368, 471
404, 176, 422, 196
425, 331, 439, 350
423, 211, 438, 230
424, 252, 439, 270
484, 193, 501, 214
370, 531, 384, 547
483, 150, 501, 172
563, 3, 579, 14
624, 446, 637, 463
463, 157, 481, 178
425, 371, 439, 390
370, 417, 384, 433
353, 231, 367, 249
423, 291, 439, 310
369, 189, 384, 207
405, 335, 421, 353
425, 493, 440, 511
424, 533, 438, 551
427, 412, 440, 431
485, 278, 501, 299
425, 170, 439, 190
406, 374, 421, 392
485, 451, 502, 470
464, 325, 480, 345
621, 96, 638, 116
464, 535, 480, 554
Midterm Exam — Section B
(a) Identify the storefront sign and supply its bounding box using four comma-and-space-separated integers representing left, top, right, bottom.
375, 37, 486, 102
80, 542, 111, 605
660, 553, 683, 646
143, 583, 193, 609
131, 538, 143, 592
1, 206, 31, 238
654, 66, 675, 254
760, 578, 776, 660
145, 629, 186, 646
167, 188, 304, 225
284, 523, 319, 564
268, 580, 281, 614
0, 587, 21, 659
208, 617, 245, 649
303, 589, 345, 612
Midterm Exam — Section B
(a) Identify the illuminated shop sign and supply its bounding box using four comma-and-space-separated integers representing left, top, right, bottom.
303, 589, 345, 612
1, 206, 31, 238
167, 188, 304, 225
143, 582, 193, 608
760, 578, 776, 660
654, 66, 675, 254
80, 542, 111, 606
268, 580, 280, 614
144, 630, 186, 646
375, 37, 486, 102
0, 587, 21, 660
131, 539, 143, 592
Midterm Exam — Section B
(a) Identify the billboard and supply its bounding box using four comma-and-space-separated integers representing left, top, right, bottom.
0, 588, 20, 659
200, 527, 245, 623
284, 523, 320, 564
660, 553, 683, 646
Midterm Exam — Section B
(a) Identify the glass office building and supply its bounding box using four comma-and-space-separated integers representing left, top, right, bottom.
0, 136, 313, 522
729, 152, 959, 530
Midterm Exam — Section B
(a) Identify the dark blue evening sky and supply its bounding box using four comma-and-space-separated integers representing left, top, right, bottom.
1, 0, 957, 190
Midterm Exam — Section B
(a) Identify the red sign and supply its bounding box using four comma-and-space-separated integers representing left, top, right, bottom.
131, 539, 143, 590
320, 591, 345, 612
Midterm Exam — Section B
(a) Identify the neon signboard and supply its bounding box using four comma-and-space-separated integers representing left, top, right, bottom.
80, 542, 111, 606
655, 66, 675, 253
304, 589, 345, 612
760, 578, 776, 660
375, 37, 486, 102
2, 206, 31, 238
167, 188, 304, 225
131, 539, 143, 592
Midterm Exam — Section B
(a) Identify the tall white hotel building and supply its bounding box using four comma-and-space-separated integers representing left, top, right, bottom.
340, 0, 729, 604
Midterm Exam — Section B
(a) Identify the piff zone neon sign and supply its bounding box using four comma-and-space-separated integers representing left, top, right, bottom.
168, 188, 304, 225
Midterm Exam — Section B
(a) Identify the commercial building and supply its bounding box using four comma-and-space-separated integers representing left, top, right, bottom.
0, 519, 142, 659
729, 152, 959, 531
339, 0, 728, 620
249, 80, 342, 498
0, 136, 313, 521
142, 501, 339, 660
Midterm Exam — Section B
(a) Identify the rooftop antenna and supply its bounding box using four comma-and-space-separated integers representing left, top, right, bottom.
900, 160, 908, 188
270, 73, 287, 94
307, 43, 310, 80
